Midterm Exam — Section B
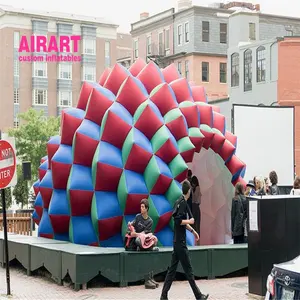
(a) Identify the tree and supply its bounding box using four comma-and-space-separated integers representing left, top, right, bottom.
8, 108, 60, 181
0, 188, 12, 211
13, 166, 29, 209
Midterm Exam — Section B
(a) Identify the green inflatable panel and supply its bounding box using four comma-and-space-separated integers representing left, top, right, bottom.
166, 179, 183, 207
117, 171, 128, 213
164, 108, 182, 124
91, 194, 99, 240
177, 136, 195, 153
169, 154, 188, 179
178, 100, 195, 108
133, 100, 151, 123
189, 127, 204, 139
151, 125, 170, 153
147, 196, 160, 230
144, 156, 160, 192
122, 128, 135, 165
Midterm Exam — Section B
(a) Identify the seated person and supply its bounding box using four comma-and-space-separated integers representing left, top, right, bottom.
125, 198, 158, 251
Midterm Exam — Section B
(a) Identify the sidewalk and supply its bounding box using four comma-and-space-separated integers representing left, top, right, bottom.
0, 265, 250, 300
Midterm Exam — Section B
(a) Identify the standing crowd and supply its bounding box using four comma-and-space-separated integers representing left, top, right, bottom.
231, 171, 300, 244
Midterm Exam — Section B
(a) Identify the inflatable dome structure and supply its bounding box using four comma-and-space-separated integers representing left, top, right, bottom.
32, 59, 246, 247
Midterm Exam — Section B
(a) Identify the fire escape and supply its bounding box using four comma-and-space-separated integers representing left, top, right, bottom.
146, 43, 171, 68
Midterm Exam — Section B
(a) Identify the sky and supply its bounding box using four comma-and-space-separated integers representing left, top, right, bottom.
0, 0, 300, 32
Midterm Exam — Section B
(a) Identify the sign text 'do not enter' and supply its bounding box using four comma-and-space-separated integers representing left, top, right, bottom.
0, 140, 16, 189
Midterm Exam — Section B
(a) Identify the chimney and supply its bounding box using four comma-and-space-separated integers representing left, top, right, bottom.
177, 0, 193, 11
140, 12, 149, 20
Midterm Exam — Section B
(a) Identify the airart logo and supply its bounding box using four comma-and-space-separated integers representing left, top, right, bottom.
18, 35, 82, 62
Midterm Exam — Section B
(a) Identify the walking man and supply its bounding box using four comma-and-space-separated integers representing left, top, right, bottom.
160, 181, 208, 300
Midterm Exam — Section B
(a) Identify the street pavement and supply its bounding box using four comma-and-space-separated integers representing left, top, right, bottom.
0, 265, 251, 300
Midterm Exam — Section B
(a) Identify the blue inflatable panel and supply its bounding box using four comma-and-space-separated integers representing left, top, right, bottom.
39, 170, 53, 189
151, 195, 172, 216
34, 192, 43, 207
133, 128, 153, 153
48, 135, 61, 145
156, 226, 174, 246
55, 233, 69, 242
154, 156, 173, 178
100, 233, 123, 247
186, 230, 194, 246
71, 216, 98, 245
39, 159, 48, 170
77, 119, 101, 141
51, 144, 73, 164
64, 107, 85, 119
94, 191, 122, 220
68, 165, 93, 191
94, 84, 116, 102
109, 102, 133, 126
38, 209, 53, 235
48, 189, 69, 215
124, 170, 148, 194
97, 141, 123, 168
32, 210, 39, 220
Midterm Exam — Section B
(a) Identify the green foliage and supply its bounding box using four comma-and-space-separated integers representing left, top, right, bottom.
13, 166, 29, 209
8, 108, 60, 181
0, 188, 12, 210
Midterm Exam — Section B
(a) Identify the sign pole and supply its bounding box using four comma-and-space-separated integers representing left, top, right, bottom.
1, 187, 11, 295
0, 131, 15, 296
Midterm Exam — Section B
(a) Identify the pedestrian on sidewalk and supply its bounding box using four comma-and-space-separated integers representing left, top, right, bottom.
160, 181, 209, 300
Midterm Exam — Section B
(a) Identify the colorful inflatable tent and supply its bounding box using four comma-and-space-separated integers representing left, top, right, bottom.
32, 59, 246, 247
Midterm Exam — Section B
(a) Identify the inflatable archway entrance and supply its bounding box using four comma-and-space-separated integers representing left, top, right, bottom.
32, 59, 246, 247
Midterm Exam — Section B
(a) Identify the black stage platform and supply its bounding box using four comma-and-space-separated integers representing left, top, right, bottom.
0, 232, 248, 291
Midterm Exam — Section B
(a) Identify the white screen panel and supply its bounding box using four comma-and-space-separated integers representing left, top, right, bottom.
233, 105, 294, 186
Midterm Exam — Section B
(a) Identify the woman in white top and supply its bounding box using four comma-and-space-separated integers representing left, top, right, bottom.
290, 176, 300, 195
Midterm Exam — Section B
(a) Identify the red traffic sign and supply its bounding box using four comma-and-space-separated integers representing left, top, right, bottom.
0, 140, 16, 189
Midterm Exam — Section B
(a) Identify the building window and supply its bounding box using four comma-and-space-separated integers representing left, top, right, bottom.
14, 32, 20, 49
134, 40, 138, 58
220, 63, 227, 83
178, 25, 182, 45
202, 62, 209, 82
58, 63, 72, 80
249, 23, 256, 40
82, 39, 96, 55
178, 61, 182, 75
14, 89, 19, 104
58, 91, 72, 107
33, 62, 47, 77
244, 49, 252, 91
33, 89, 47, 105
231, 53, 239, 87
158, 32, 164, 55
165, 29, 170, 50
83, 65, 96, 82
220, 23, 227, 43
14, 118, 19, 128
202, 21, 210, 42
184, 22, 189, 43
185, 61, 189, 80
14, 59, 19, 76
105, 41, 111, 67
257, 46, 266, 82
147, 35, 151, 55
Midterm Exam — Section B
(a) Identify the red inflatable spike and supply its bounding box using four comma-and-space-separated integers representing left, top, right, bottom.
196, 103, 213, 127
162, 64, 181, 83
150, 83, 178, 116
60, 111, 83, 146
137, 61, 165, 94
104, 63, 130, 95
99, 68, 111, 86
225, 131, 237, 147
77, 82, 94, 111
169, 78, 193, 104
116, 76, 148, 115
85, 88, 114, 126
179, 105, 200, 128
129, 58, 147, 76
213, 112, 226, 134
191, 86, 207, 103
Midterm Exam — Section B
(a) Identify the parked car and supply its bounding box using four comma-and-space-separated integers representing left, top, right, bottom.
265, 255, 300, 300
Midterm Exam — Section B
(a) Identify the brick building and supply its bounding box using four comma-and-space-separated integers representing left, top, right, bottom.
116, 32, 132, 68
0, 5, 118, 131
